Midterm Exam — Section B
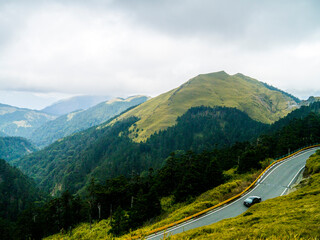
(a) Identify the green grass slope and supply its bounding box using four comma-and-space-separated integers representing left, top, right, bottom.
169, 150, 320, 240
108, 71, 298, 142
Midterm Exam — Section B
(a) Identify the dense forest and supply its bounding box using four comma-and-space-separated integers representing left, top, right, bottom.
3, 102, 320, 239
0, 137, 36, 162
0, 159, 43, 240
16, 106, 268, 195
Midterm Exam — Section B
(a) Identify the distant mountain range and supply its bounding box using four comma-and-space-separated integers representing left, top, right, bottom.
0, 104, 56, 138
41, 95, 111, 116
0, 95, 148, 148
30, 95, 149, 147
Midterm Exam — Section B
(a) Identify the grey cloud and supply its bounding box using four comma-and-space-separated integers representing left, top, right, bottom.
110, 0, 320, 49
2, 0, 320, 49
0, 0, 320, 108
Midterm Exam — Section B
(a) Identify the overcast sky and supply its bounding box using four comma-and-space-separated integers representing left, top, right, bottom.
0, 0, 320, 109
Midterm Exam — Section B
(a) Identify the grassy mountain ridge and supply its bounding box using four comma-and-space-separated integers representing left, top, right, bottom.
30, 95, 148, 147
14, 71, 300, 195
107, 71, 298, 142
261, 81, 301, 103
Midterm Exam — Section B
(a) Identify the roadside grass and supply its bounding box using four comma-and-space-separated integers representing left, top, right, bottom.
123, 170, 259, 239
167, 151, 320, 240
305, 149, 320, 175
44, 151, 320, 240
45, 220, 112, 240
44, 170, 258, 240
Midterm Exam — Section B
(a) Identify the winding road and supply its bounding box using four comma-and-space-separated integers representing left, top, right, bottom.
146, 147, 319, 240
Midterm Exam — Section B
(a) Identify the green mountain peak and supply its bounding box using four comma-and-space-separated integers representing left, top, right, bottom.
107, 71, 298, 142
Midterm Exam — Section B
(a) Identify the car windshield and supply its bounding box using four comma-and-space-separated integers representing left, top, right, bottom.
245, 198, 253, 203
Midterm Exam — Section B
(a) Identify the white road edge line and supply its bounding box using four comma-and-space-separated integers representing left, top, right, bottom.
259, 149, 316, 185
280, 165, 305, 196
147, 184, 261, 240
146, 148, 318, 240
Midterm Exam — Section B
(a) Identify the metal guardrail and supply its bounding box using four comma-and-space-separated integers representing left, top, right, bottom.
129, 144, 320, 239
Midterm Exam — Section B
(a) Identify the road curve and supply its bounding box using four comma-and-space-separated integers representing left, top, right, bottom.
146, 148, 319, 240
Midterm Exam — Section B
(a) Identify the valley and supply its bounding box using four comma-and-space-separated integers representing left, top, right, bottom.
1, 71, 320, 240
1, 1, 319, 239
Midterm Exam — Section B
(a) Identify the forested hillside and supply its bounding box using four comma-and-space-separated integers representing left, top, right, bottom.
0, 103, 56, 138
269, 101, 320, 132
42, 108, 320, 240
0, 159, 43, 240
17, 102, 320, 197
0, 137, 36, 162
5, 102, 320, 240
30, 96, 148, 147
16, 106, 267, 195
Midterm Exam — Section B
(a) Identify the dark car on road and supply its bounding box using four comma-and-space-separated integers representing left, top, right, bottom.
243, 196, 262, 207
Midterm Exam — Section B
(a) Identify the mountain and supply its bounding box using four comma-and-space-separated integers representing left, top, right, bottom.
41, 95, 111, 116
269, 101, 320, 133
14, 71, 300, 195
0, 137, 36, 162
0, 104, 56, 138
299, 96, 320, 106
30, 95, 149, 148
37, 110, 320, 240
16, 106, 268, 195
107, 71, 299, 142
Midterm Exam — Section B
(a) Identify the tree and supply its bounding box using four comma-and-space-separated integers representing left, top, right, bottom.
110, 206, 128, 236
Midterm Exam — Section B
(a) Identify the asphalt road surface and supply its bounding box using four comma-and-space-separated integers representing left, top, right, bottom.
146, 148, 319, 240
